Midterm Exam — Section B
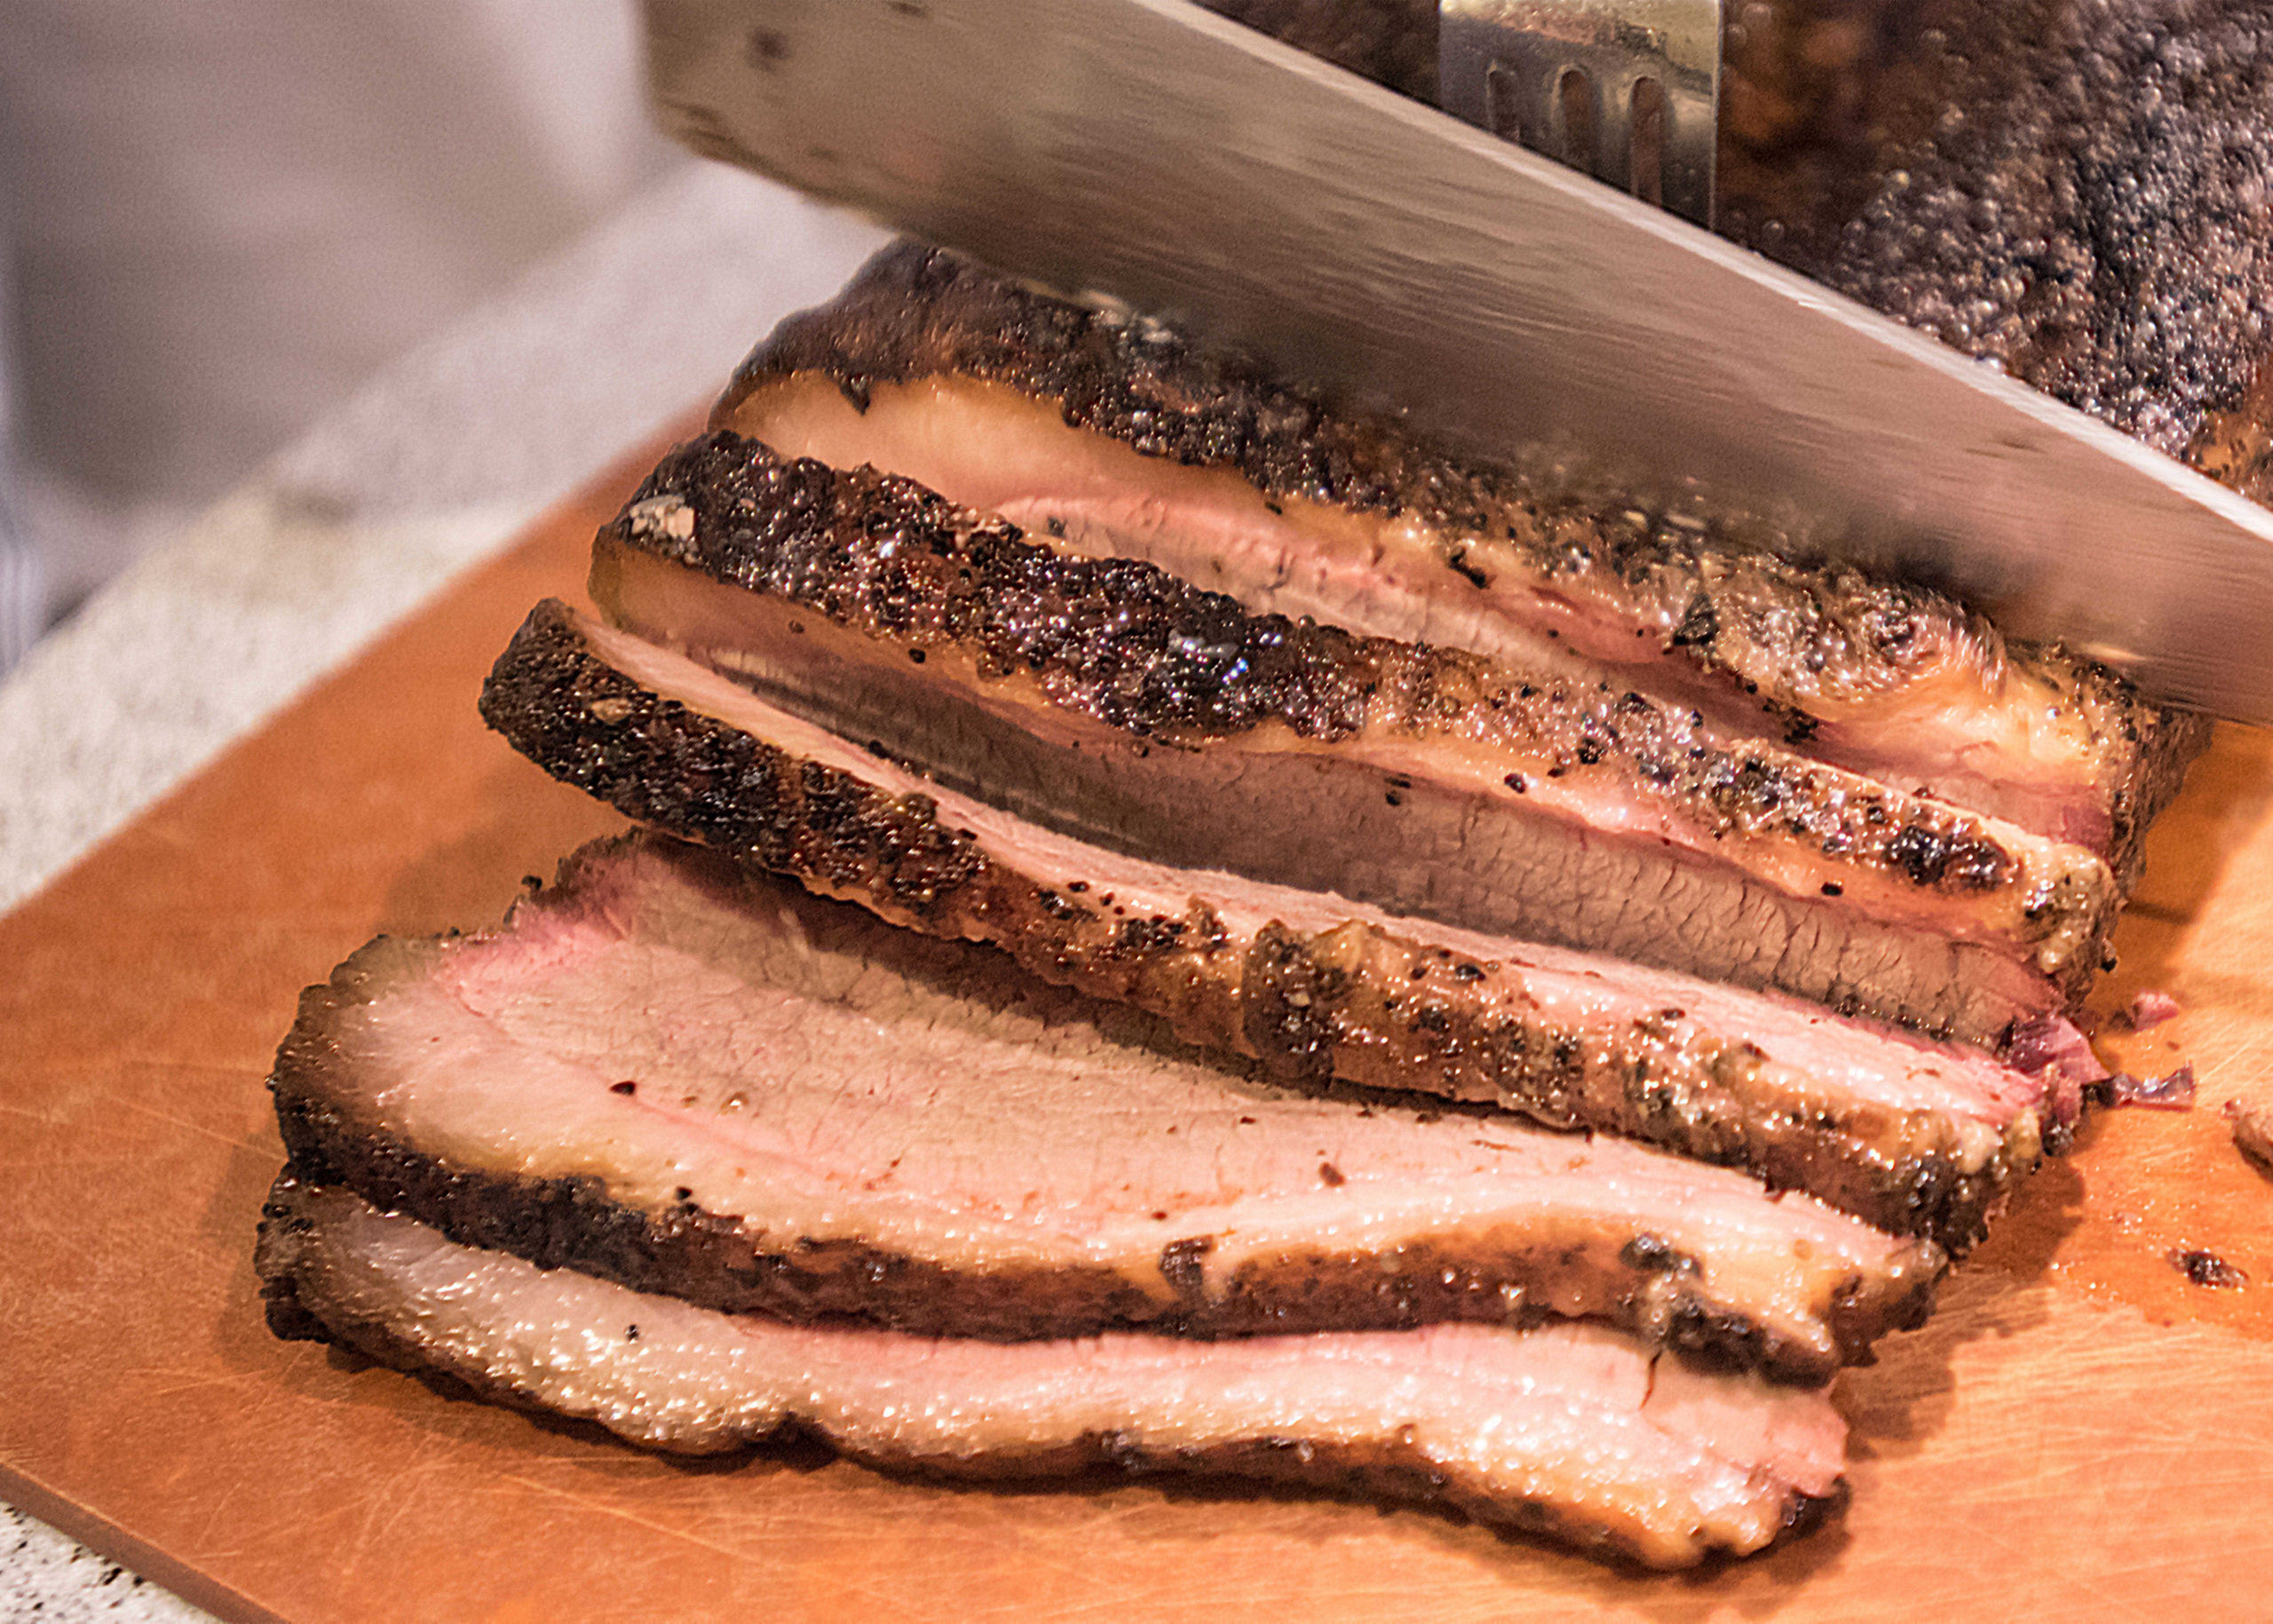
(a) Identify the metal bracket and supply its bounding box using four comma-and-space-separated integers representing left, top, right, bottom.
1439, 0, 1722, 227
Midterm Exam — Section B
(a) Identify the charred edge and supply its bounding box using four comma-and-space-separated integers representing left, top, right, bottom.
725, 241, 1475, 526
603, 438, 2106, 929
264, 1062, 1843, 1380
604, 434, 1380, 744
2106, 705, 2215, 891
480, 604, 1251, 1042
480, 601, 988, 923
1209, 1242, 1853, 1385
269, 1065, 1160, 1339
1239, 922, 1346, 1082
1624, 1080, 2013, 1262
254, 1173, 334, 1343
265, 955, 1847, 1381
305, 1088, 1816, 1375
1158, 1236, 1216, 1303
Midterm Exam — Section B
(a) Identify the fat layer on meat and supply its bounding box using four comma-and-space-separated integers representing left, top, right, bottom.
257, 1179, 1849, 1568
272, 828, 1947, 1382
585, 430, 2118, 1048
719, 242, 2207, 880
483, 598, 2052, 1250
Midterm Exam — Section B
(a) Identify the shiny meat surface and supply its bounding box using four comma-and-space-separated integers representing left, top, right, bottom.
257, 1181, 1849, 1568
272, 831, 1943, 1380
483, 599, 2052, 1249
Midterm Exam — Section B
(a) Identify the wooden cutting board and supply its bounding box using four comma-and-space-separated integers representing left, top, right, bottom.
6, 447, 2273, 1623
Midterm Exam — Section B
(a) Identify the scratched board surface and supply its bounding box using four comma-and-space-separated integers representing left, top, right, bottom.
4, 448, 2272, 1623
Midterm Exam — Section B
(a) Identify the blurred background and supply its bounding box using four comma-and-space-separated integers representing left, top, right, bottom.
0, 1, 685, 675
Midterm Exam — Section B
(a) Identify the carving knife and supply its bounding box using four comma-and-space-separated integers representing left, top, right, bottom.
641, 0, 2273, 722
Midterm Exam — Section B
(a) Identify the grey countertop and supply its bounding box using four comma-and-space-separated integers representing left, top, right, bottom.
0, 158, 885, 1621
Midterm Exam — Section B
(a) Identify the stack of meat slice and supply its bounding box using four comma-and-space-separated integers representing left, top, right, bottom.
257, 246, 2205, 1567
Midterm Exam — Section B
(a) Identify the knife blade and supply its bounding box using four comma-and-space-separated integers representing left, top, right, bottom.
642, 0, 2273, 722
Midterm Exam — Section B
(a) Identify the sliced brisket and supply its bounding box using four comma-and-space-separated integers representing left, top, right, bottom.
583, 430, 2116, 1048
717, 243, 2206, 878
482, 599, 2052, 1250
271, 831, 1944, 1382
258, 1180, 1849, 1568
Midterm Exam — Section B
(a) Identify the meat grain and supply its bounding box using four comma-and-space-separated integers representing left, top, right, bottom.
585, 430, 2118, 1049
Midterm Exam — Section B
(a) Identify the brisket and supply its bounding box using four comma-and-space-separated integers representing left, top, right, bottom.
717, 243, 2206, 878
482, 599, 2052, 1250
584, 430, 2117, 1048
1717, 1, 2273, 492
257, 1180, 1849, 1568
270, 831, 1943, 1382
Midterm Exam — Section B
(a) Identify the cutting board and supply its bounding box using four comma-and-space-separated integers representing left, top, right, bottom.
6, 444, 2273, 1623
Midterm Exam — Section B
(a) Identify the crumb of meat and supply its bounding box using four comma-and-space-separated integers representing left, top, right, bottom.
2119, 990, 2182, 1031
2169, 1248, 2248, 1289
2106, 1065, 2196, 1111
2006, 1013, 2106, 1127
2226, 1099, 2273, 1175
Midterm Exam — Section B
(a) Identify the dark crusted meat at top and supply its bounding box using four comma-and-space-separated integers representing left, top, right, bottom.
721, 243, 2206, 879
1721, 0, 2273, 489
1209, 0, 2273, 502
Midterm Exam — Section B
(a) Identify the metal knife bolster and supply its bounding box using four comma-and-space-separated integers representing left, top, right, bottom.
643, 0, 2273, 721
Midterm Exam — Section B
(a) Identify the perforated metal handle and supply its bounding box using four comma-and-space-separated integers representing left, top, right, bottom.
1439, 0, 1721, 226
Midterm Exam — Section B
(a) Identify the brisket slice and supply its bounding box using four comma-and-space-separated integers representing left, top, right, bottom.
585, 430, 2116, 1048
483, 599, 2050, 1251
716, 243, 2206, 879
271, 831, 1940, 1382
257, 1180, 1849, 1568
